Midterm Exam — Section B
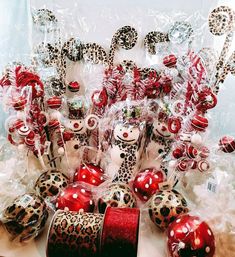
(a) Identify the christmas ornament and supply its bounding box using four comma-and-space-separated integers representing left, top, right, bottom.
197, 159, 210, 172
47, 96, 62, 110
148, 189, 188, 230
163, 54, 177, 68
191, 114, 208, 132
74, 163, 106, 186
219, 135, 235, 153
167, 214, 215, 257
98, 183, 137, 213
68, 81, 80, 92
35, 170, 69, 199
56, 183, 95, 212
1, 193, 48, 242
133, 168, 165, 201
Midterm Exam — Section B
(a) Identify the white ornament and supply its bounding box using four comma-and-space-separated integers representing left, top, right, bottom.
191, 134, 202, 146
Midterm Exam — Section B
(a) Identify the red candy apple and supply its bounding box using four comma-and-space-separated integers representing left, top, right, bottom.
56, 183, 95, 212
74, 163, 105, 186
167, 214, 215, 257
133, 168, 165, 201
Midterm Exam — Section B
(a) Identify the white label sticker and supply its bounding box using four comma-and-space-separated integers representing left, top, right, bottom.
158, 181, 173, 191
19, 194, 34, 208
207, 179, 217, 193
44, 141, 51, 155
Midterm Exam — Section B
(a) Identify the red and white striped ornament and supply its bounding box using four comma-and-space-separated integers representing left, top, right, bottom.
191, 114, 208, 132
219, 136, 235, 153
198, 159, 210, 172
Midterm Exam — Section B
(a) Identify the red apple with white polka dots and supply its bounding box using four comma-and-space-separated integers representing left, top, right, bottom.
133, 168, 165, 201
167, 214, 215, 257
73, 163, 105, 186
55, 183, 95, 212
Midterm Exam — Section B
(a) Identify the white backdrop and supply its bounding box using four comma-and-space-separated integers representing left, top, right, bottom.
0, 0, 235, 257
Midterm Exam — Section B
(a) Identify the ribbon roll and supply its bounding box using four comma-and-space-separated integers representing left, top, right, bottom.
101, 207, 140, 257
47, 210, 104, 257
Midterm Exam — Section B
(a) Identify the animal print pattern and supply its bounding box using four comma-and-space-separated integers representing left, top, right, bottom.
144, 31, 169, 55
112, 140, 139, 183
148, 189, 188, 230
59, 39, 108, 87
47, 211, 104, 257
2, 193, 48, 242
98, 183, 137, 213
35, 170, 69, 199
108, 26, 138, 66
208, 6, 235, 94
74, 133, 89, 148
151, 134, 172, 158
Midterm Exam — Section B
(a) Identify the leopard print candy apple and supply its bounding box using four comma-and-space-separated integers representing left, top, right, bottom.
35, 169, 69, 199
2, 193, 48, 242
148, 189, 188, 230
98, 183, 137, 213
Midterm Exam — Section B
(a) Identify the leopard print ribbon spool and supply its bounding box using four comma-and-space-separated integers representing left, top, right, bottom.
100, 207, 140, 257
47, 210, 104, 257
208, 6, 235, 94
108, 26, 138, 66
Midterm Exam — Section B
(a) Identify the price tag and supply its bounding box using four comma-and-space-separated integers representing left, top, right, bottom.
44, 141, 51, 155
207, 177, 217, 193
19, 194, 34, 208
158, 181, 173, 191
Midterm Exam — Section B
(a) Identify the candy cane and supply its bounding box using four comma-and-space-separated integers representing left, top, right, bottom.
108, 26, 138, 66
208, 6, 235, 94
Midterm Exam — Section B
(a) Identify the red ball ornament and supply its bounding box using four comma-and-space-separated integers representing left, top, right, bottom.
219, 135, 235, 153
18, 125, 30, 137
24, 131, 36, 147
189, 160, 198, 170
167, 214, 215, 257
163, 54, 177, 68
191, 114, 208, 132
12, 96, 27, 111
185, 145, 198, 159
200, 146, 210, 158
133, 168, 165, 201
198, 160, 210, 172
196, 88, 217, 112
48, 119, 60, 130
47, 96, 62, 109
161, 76, 172, 94
56, 184, 95, 212
177, 160, 189, 172
68, 81, 80, 92
74, 163, 105, 186
172, 148, 184, 159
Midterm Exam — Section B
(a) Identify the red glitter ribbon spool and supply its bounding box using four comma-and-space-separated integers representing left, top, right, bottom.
100, 207, 140, 257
